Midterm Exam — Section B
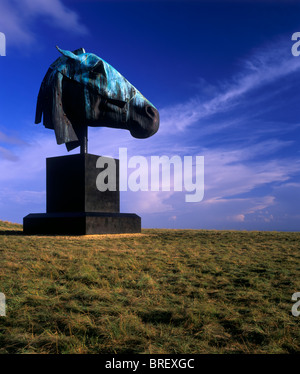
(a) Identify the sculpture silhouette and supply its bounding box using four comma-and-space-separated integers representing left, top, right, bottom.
35, 47, 159, 152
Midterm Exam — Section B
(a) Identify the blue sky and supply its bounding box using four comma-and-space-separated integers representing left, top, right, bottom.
0, 0, 300, 230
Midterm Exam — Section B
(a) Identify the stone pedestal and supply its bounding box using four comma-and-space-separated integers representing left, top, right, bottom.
23, 153, 141, 235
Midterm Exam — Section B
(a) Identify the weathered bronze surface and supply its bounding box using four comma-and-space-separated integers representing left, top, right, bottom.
35, 47, 159, 151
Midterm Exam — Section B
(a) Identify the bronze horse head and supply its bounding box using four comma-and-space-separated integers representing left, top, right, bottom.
35, 47, 159, 151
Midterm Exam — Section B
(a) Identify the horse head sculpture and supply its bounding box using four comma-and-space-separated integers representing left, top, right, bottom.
35, 47, 159, 151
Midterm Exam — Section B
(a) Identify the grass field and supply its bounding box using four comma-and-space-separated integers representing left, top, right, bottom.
0, 219, 299, 354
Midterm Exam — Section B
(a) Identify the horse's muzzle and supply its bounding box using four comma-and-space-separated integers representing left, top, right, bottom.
130, 105, 159, 139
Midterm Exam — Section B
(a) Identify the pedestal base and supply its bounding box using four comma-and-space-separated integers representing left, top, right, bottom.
23, 212, 141, 235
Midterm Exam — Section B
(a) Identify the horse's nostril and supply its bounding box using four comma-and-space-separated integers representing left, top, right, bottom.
146, 105, 156, 119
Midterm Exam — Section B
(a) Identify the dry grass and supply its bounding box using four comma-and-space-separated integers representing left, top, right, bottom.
0, 221, 299, 354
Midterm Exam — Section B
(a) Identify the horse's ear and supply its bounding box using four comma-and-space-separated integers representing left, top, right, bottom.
56, 46, 99, 69
56, 46, 80, 61
72, 48, 86, 55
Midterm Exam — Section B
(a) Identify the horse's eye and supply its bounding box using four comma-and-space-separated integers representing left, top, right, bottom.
106, 98, 127, 108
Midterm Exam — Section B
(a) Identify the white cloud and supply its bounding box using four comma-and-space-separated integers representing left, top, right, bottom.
0, 131, 70, 183
203, 143, 300, 200
0, 188, 45, 205
122, 190, 173, 214
159, 39, 300, 133
0, 130, 27, 145
0, 2, 35, 45
0, 0, 88, 47
22, 0, 88, 34
0, 146, 19, 162
231, 214, 245, 222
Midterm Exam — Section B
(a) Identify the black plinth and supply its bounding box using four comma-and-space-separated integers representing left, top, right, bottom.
46, 153, 119, 213
23, 212, 141, 235
23, 153, 141, 235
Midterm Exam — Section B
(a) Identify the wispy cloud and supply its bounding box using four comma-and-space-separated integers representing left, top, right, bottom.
160, 39, 300, 133
0, 0, 88, 47
122, 191, 174, 214
0, 129, 27, 145
202, 139, 300, 199
0, 146, 19, 162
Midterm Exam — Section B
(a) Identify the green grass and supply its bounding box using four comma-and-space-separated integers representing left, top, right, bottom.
0, 220, 299, 354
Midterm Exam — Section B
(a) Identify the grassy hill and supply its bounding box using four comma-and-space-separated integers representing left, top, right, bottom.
0, 220, 299, 354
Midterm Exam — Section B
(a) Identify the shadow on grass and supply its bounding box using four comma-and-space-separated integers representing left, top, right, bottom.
0, 229, 24, 236
0, 229, 89, 237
